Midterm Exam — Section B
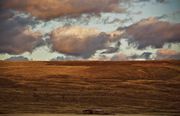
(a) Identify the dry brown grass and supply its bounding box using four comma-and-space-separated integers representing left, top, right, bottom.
0, 61, 180, 114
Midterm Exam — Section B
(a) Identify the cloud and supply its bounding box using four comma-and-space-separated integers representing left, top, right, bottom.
50, 26, 124, 58
0, 9, 14, 20
137, 0, 166, 3
155, 0, 166, 3
111, 53, 128, 61
0, 10, 44, 54
130, 52, 153, 60
5, 56, 29, 61
50, 26, 113, 58
51, 56, 65, 61
140, 52, 152, 59
89, 52, 128, 61
101, 41, 121, 54
0, 0, 127, 20
93, 55, 110, 61
156, 49, 180, 60
51, 56, 83, 61
121, 17, 180, 49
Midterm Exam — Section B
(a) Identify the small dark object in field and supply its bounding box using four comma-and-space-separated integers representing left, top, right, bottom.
82, 109, 111, 115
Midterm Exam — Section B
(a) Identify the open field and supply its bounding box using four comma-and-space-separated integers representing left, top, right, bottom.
0, 61, 180, 115
0, 114, 166, 116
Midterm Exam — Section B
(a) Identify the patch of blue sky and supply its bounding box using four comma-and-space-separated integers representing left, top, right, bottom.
30, 13, 130, 33
23, 46, 64, 61
0, 46, 65, 61
129, 0, 180, 23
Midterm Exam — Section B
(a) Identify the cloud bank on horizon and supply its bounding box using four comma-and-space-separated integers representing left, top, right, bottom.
0, 0, 180, 61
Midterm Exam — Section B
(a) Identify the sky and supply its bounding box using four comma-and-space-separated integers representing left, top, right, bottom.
0, 0, 180, 61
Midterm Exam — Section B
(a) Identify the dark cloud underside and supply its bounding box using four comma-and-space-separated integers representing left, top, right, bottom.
50, 26, 112, 58
121, 18, 180, 49
0, 10, 44, 54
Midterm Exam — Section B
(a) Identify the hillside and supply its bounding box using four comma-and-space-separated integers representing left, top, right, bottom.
0, 61, 180, 115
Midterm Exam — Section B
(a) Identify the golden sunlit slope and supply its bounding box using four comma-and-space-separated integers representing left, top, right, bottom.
0, 61, 180, 115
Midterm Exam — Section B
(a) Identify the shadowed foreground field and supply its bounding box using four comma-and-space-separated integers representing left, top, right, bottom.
0, 61, 180, 115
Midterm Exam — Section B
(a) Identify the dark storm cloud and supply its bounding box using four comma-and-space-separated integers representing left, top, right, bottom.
0, 9, 44, 54
121, 17, 180, 49
0, 0, 128, 20
0, 9, 14, 20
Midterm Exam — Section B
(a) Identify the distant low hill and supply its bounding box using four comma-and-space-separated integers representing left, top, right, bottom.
5, 56, 29, 61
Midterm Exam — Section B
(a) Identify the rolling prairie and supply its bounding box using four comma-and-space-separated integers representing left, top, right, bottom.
0, 61, 180, 115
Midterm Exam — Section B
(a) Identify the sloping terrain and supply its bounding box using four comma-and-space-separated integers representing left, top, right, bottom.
0, 61, 180, 115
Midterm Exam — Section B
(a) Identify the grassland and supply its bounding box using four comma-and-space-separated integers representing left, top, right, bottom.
0, 61, 180, 115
